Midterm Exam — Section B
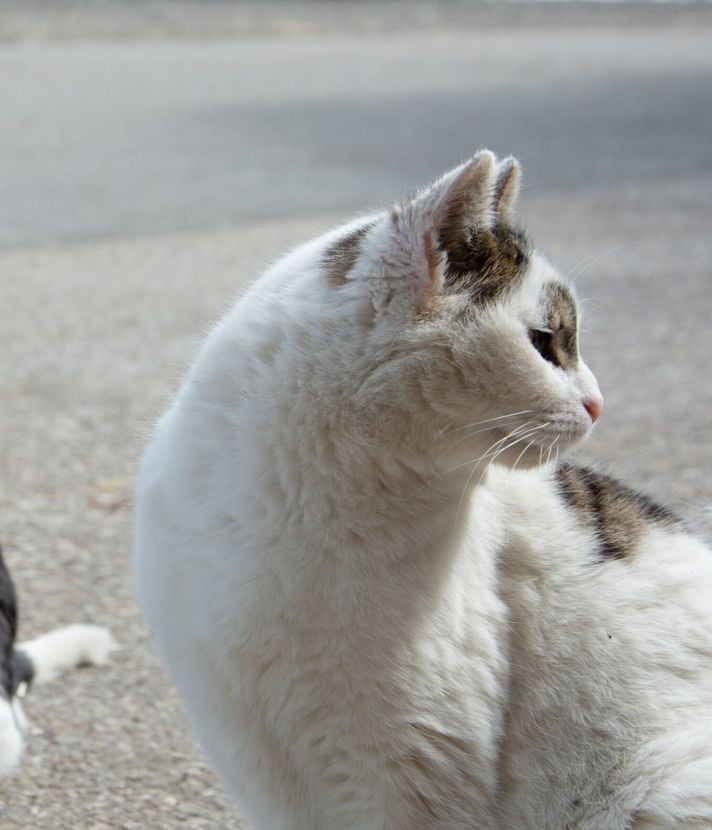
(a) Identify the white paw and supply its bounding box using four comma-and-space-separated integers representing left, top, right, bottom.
66, 624, 118, 667
19, 624, 118, 684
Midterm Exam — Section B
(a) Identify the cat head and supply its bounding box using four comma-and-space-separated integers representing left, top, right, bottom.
279, 151, 601, 473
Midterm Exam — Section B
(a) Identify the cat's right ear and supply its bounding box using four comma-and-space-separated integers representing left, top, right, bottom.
400, 150, 522, 259
385, 152, 521, 308
434, 151, 522, 247
396, 151, 499, 237
389, 152, 499, 302
435, 150, 498, 253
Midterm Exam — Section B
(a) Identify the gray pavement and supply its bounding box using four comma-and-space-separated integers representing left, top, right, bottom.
1, 4, 711, 828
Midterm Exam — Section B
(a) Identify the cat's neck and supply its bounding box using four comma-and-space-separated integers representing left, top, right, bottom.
267, 409, 486, 547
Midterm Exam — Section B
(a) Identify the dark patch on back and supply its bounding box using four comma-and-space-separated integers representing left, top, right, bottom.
440, 223, 530, 304
556, 463, 681, 561
322, 223, 373, 287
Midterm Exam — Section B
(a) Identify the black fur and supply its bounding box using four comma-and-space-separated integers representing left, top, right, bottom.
10, 649, 34, 696
442, 224, 530, 304
0, 544, 34, 701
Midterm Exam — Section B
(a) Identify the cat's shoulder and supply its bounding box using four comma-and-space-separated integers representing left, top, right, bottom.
553, 462, 683, 561
483, 461, 704, 566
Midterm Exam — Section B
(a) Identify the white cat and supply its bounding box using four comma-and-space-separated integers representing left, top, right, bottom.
135, 152, 712, 829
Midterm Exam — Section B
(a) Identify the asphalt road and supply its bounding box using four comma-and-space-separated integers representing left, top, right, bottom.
1, 6, 711, 829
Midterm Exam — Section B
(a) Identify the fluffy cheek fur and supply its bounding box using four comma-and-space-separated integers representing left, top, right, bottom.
344, 352, 569, 475
348, 302, 593, 469
451, 316, 597, 463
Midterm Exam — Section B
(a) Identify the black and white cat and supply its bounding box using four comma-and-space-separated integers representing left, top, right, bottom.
135, 152, 712, 829
0, 544, 115, 777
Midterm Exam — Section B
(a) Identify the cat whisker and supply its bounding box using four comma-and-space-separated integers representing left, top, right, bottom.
448, 409, 536, 434
440, 419, 537, 458
436, 422, 542, 483
487, 424, 548, 460
465, 424, 549, 493
486, 426, 547, 469
434, 436, 508, 488
451, 423, 544, 524
513, 439, 538, 472
430, 426, 521, 484
545, 435, 560, 466
469, 425, 549, 494
568, 240, 643, 282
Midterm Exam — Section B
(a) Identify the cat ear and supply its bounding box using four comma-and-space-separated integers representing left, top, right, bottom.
435, 150, 498, 254
493, 156, 521, 223
387, 151, 521, 305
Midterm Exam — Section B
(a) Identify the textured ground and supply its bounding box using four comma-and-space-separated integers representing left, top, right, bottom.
0, 3, 711, 829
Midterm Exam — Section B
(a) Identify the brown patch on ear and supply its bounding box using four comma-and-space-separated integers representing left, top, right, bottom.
437, 151, 496, 255
322, 223, 373, 287
494, 157, 521, 223
435, 152, 529, 304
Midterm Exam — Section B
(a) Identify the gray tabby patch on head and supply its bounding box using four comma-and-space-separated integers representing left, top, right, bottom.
443, 225, 530, 304
437, 152, 530, 304
556, 463, 681, 561
536, 282, 579, 369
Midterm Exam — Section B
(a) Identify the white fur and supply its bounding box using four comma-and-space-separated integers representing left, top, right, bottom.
135, 153, 712, 829
0, 697, 24, 778
19, 624, 116, 684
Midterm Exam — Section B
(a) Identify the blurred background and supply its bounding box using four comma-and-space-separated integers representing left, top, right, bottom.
1, 2, 711, 828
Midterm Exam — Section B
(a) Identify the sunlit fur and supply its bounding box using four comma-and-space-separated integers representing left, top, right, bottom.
135, 153, 712, 829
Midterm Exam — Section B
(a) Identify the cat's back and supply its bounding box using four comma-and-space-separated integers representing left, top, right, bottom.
487, 461, 712, 709
134, 243, 317, 646
488, 462, 712, 644
484, 463, 712, 828
134, 220, 345, 554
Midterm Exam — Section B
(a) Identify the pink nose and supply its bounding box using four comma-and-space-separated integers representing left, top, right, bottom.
583, 397, 603, 424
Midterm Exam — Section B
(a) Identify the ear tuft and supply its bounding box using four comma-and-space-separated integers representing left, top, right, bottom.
494, 157, 521, 223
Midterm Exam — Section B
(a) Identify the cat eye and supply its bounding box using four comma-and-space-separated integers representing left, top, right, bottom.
528, 328, 557, 365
